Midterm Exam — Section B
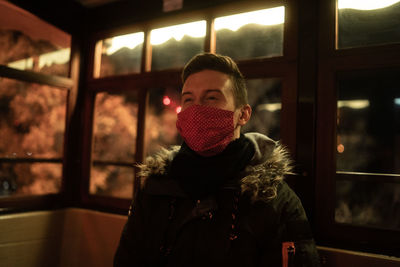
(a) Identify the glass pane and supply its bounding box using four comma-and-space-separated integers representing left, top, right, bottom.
215, 6, 284, 60
0, 1, 71, 76
151, 21, 206, 70
90, 165, 134, 198
335, 179, 400, 230
336, 72, 400, 174
337, 0, 400, 49
145, 87, 182, 156
0, 78, 67, 159
91, 91, 138, 198
96, 32, 144, 77
242, 78, 281, 141
335, 71, 400, 229
92, 91, 138, 162
0, 163, 62, 197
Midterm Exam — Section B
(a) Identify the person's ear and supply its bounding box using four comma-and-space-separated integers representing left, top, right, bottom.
237, 104, 252, 126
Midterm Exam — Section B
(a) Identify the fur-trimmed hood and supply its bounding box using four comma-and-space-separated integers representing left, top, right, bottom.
137, 132, 293, 202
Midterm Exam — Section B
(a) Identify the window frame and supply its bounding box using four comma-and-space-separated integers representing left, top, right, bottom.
316, 0, 400, 257
81, 0, 299, 213
0, 57, 76, 213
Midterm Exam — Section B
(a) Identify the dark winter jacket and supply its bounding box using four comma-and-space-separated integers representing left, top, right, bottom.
114, 133, 320, 267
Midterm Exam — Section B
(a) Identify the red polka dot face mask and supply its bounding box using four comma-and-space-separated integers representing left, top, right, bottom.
176, 105, 235, 157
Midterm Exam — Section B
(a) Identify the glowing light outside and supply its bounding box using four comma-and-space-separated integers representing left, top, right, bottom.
39, 49, 70, 68
214, 6, 285, 32
150, 21, 206, 46
106, 32, 144, 55
338, 100, 370, 109
256, 103, 282, 112
163, 96, 171, 105
7, 48, 70, 71
8, 58, 33, 70
337, 144, 345, 153
395, 98, 400, 106
338, 0, 400, 10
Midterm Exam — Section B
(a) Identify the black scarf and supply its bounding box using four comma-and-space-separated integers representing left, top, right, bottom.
168, 134, 255, 199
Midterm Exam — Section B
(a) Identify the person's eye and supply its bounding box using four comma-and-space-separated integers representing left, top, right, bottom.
183, 98, 193, 103
206, 96, 218, 100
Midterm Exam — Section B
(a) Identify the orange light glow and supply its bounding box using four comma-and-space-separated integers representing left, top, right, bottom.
337, 144, 345, 153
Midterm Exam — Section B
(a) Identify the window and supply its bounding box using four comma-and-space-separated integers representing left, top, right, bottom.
0, 2, 72, 205
0, 1, 71, 77
90, 91, 138, 198
86, 1, 296, 214
95, 32, 144, 77
335, 71, 400, 230
215, 6, 285, 60
337, 0, 400, 49
151, 21, 206, 70
242, 78, 282, 141
0, 79, 67, 197
316, 0, 400, 256
145, 87, 182, 156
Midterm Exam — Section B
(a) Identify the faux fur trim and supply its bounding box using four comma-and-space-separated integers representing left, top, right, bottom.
240, 143, 292, 203
136, 135, 292, 202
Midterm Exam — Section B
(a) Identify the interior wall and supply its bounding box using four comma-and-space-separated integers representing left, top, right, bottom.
0, 208, 126, 267
0, 210, 65, 267
59, 208, 126, 267
1, 208, 399, 267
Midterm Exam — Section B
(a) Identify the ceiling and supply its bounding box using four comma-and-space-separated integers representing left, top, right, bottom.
74, 0, 123, 8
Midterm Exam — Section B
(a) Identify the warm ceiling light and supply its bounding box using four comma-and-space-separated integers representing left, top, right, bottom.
338, 0, 400, 10
150, 21, 206, 46
106, 32, 144, 55
214, 6, 285, 32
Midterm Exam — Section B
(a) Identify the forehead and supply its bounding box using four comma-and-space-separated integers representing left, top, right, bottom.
182, 69, 233, 94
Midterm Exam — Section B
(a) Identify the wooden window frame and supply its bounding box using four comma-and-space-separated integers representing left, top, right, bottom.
316, 0, 400, 257
80, 0, 299, 214
0, 50, 78, 213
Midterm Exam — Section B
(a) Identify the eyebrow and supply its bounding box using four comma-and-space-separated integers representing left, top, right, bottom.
181, 89, 223, 96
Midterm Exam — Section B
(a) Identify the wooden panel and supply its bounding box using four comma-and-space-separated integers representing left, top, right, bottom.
59, 208, 127, 267
0, 210, 64, 267
0, 210, 64, 244
0, 239, 61, 267
318, 246, 400, 267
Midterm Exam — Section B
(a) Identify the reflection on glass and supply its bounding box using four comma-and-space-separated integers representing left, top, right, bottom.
90, 165, 134, 198
336, 74, 400, 174
0, 163, 62, 197
146, 87, 182, 156
242, 78, 281, 141
97, 32, 144, 77
335, 179, 400, 230
335, 71, 400, 229
90, 91, 138, 198
337, 0, 400, 48
0, 78, 67, 158
0, 1, 71, 76
215, 7, 284, 60
150, 21, 206, 70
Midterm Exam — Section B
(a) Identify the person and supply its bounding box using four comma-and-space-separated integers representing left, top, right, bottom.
114, 53, 320, 267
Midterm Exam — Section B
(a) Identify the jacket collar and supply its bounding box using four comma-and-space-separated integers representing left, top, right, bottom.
137, 133, 293, 202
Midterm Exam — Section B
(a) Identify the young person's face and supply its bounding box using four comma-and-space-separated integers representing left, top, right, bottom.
181, 69, 251, 140
181, 69, 236, 112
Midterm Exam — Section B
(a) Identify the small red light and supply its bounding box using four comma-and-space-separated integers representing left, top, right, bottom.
176, 106, 182, 113
163, 96, 171, 105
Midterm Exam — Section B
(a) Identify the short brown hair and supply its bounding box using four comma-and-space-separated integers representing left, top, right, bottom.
182, 53, 248, 108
